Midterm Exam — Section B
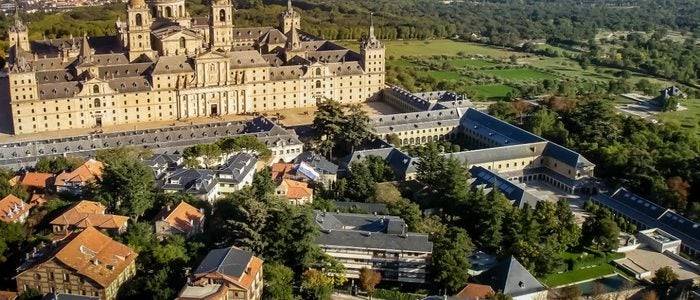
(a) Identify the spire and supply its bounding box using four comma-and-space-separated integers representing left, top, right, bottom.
287, 0, 293, 13
12, 1, 26, 31
369, 12, 375, 39
80, 33, 92, 58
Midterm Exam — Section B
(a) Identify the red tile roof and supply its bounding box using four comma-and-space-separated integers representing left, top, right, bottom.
50, 201, 128, 231
55, 159, 104, 187
18, 172, 54, 188
156, 202, 204, 233
280, 179, 312, 199
454, 283, 494, 300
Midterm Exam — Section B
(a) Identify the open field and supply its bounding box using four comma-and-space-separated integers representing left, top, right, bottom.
466, 84, 515, 99
481, 68, 557, 81
339, 39, 521, 59
657, 99, 700, 136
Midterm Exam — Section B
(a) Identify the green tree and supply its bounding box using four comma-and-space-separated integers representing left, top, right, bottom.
432, 227, 473, 293
263, 262, 295, 300
488, 101, 517, 124
34, 156, 83, 173
313, 99, 345, 157
345, 161, 377, 201
99, 155, 155, 221
581, 211, 620, 251
252, 167, 276, 199
0, 168, 28, 200
339, 104, 372, 153
301, 269, 333, 300
652, 266, 678, 296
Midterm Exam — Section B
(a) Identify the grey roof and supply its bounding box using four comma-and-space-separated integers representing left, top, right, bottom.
371, 108, 462, 135
161, 169, 217, 195
332, 201, 389, 215
469, 166, 541, 209
383, 86, 472, 112
460, 108, 543, 146
473, 256, 545, 297
542, 142, 594, 169
443, 142, 547, 166
593, 188, 700, 252
194, 246, 254, 277
294, 151, 338, 175
314, 211, 432, 253
0, 117, 299, 169
217, 152, 257, 183
45, 294, 99, 300
144, 153, 182, 168
343, 147, 415, 178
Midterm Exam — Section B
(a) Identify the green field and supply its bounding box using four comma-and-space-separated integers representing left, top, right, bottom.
427, 70, 462, 80
541, 264, 616, 287
339, 39, 521, 59
448, 58, 499, 68
657, 99, 700, 136
481, 68, 557, 81
466, 84, 515, 99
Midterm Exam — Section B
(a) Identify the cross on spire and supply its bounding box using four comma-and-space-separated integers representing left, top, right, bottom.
369, 12, 375, 39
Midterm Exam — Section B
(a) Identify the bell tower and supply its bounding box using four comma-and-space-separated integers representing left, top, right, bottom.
278, 0, 300, 34
126, 0, 154, 60
210, 0, 234, 51
360, 13, 385, 74
8, 8, 30, 51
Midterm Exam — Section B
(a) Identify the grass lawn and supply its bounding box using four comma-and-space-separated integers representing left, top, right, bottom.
448, 58, 499, 68
339, 39, 521, 59
542, 264, 616, 287
466, 84, 514, 99
481, 68, 557, 81
657, 99, 700, 137
427, 70, 462, 81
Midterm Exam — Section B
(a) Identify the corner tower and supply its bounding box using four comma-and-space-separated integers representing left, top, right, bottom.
126, 0, 154, 60
360, 13, 384, 74
210, 0, 234, 51
8, 8, 29, 51
278, 0, 300, 34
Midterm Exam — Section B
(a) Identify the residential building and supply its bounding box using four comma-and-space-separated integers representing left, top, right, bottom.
313, 211, 433, 283
15, 227, 137, 300
54, 159, 104, 194
293, 151, 338, 184
11, 172, 54, 192
592, 187, 700, 258
154, 201, 205, 238
0, 194, 30, 223
472, 257, 546, 300
177, 246, 263, 300
158, 152, 257, 202
274, 178, 313, 205
49, 201, 129, 234
1, 0, 384, 136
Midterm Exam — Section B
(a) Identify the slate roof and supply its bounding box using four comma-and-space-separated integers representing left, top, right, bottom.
443, 142, 547, 166
542, 142, 594, 169
592, 188, 700, 252
343, 147, 415, 178
473, 256, 545, 297
314, 211, 432, 253
371, 108, 462, 135
331, 201, 389, 215
469, 166, 541, 209
460, 108, 543, 146
161, 169, 217, 196
217, 152, 257, 183
293, 151, 338, 175
194, 247, 253, 277
0, 117, 299, 168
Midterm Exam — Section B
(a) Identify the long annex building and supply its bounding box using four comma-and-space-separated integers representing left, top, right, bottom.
1, 0, 385, 135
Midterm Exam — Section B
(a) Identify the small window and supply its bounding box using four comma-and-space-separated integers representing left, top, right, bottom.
92, 85, 99, 94
94, 98, 101, 108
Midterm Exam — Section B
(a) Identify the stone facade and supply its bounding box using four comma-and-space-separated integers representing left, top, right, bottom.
1, 0, 385, 135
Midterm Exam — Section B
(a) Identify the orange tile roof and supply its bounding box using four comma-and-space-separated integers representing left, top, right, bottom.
18, 172, 54, 188
55, 159, 104, 187
0, 290, 17, 300
280, 179, 312, 199
454, 283, 494, 300
52, 227, 137, 287
271, 163, 294, 180
50, 201, 128, 231
237, 256, 262, 290
157, 202, 204, 233
0, 195, 30, 223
